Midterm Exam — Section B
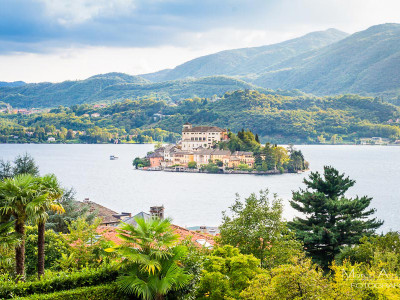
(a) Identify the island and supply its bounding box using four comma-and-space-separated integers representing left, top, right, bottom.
133, 123, 309, 174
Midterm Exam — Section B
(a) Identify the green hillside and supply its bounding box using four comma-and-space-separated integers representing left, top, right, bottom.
1, 90, 399, 144
253, 23, 400, 99
142, 29, 348, 81
0, 74, 270, 108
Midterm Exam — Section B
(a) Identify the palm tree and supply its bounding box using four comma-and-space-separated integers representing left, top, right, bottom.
0, 174, 44, 280
28, 174, 64, 278
110, 217, 192, 300
0, 220, 20, 270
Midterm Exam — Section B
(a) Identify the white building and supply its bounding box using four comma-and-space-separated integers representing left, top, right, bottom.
181, 123, 227, 151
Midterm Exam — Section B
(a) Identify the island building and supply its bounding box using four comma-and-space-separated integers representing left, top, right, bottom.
181, 123, 228, 150
146, 124, 255, 169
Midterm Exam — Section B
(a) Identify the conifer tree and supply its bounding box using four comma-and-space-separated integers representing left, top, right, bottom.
288, 166, 383, 268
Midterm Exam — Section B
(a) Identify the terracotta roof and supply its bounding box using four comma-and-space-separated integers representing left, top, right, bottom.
232, 151, 253, 156
148, 152, 164, 158
211, 150, 231, 156
194, 149, 214, 155
77, 201, 120, 225
97, 224, 215, 248
182, 126, 226, 133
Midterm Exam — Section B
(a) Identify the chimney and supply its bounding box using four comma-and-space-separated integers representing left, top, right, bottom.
150, 206, 165, 220
200, 226, 207, 233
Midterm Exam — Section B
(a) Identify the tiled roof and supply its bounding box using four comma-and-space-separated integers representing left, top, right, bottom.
77, 201, 119, 225
182, 126, 226, 133
148, 152, 164, 158
97, 224, 215, 248
211, 150, 231, 155
232, 151, 253, 156
124, 212, 152, 226
194, 149, 214, 155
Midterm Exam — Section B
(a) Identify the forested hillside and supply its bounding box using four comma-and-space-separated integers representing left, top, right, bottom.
0, 74, 265, 108
1, 90, 399, 144
142, 28, 348, 81
253, 23, 400, 99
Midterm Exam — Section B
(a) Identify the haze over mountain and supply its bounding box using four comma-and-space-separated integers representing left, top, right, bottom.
0, 73, 267, 108
142, 28, 348, 81
0, 81, 26, 88
253, 23, 400, 98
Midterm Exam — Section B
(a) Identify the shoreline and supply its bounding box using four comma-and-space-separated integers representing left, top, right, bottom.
138, 168, 310, 175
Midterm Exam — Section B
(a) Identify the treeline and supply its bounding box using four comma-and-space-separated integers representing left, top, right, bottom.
1, 89, 400, 144
219, 129, 308, 172
0, 100, 179, 143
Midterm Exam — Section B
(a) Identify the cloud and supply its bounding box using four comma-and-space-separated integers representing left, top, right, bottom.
0, 0, 400, 82
1, 0, 399, 54
38, 0, 136, 25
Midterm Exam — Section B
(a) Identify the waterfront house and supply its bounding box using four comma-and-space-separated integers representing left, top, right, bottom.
193, 148, 214, 165
172, 150, 194, 166
210, 149, 231, 165
232, 151, 255, 167
148, 151, 164, 168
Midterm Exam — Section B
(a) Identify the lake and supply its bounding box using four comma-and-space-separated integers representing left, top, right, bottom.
0, 144, 399, 232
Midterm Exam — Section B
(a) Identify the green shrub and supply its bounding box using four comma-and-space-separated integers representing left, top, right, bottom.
14, 283, 133, 300
0, 265, 119, 299
188, 161, 197, 169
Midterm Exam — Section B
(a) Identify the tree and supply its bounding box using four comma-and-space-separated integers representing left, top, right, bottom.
196, 245, 261, 299
219, 190, 302, 268
0, 174, 44, 280
0, 160, 13, 180
24, 226, 69, 275
288, 166, 383, 268
240, 258, 331, 300
60, 217, 113, 270
13, 153, 40, 177
0, 220, 20, 272
46, 188, 97, 233
29, 174, 64, 278
188, 161, 197, 169
110, 217, 191, 300
0, 153, 39, 180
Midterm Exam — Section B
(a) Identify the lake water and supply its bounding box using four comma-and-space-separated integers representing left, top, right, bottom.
0, 144, 399, 232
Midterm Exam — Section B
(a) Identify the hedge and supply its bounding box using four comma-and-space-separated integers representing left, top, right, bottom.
0, 265, 119, 299
14, 283, 132, 300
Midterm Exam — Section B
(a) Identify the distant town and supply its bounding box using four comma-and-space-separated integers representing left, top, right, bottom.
133, 123, 309, 174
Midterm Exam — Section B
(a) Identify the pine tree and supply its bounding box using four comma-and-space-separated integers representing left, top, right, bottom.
288, 166, 383, 268
255, 133, 260, 143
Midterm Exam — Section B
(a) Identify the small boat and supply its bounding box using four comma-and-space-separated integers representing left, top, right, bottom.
110, 155, 119, 160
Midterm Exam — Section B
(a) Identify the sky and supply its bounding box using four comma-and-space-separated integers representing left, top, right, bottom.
0, 0, 400, 83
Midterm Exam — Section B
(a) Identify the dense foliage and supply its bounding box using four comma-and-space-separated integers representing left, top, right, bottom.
0, 73, 260, 108
1, 154, 398, 299
0, 265, 120, 299
2, 89, 399, 144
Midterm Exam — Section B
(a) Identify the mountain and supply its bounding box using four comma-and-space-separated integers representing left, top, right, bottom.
0, 81, 26, 87
253, 23, 400, 97
0, 72, 148, 108
0, 74, 272, 108
141, 29, 348, 81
